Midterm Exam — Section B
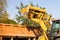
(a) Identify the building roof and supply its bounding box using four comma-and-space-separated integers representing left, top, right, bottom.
0, 23, 39, 37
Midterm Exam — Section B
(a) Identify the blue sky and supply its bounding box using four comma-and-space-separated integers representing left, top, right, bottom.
6, 0, 60, 19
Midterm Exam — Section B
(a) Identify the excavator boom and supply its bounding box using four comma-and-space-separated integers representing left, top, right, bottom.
20, 5, 52, 40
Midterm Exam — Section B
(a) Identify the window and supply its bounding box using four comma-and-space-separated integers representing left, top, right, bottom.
50, 22, 60, 36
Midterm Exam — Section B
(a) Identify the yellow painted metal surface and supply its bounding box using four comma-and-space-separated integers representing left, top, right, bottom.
31, 18, 47, 31
31, 18, 49, 40
20, 7, 29, 13
20, 5, 46, 13
38, 36, 46, 40
29, 5, 46, 12
20, 5, 52, 40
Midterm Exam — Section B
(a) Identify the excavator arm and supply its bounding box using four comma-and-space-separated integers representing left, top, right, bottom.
31, 18, 48, 40
20, 5, 52, 40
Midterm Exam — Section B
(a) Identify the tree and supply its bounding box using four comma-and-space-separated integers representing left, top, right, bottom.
0, 0, 7, 14
2, 11, 8, 19
0, 18, 17, 24
0, 11, 8, 22
16, 2, 40, 27
0, 0, 17, 24
5, 19, 17, 24
0, 11, 17, 24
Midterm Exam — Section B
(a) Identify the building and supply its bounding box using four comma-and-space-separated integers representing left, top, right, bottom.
0, 23, 40, 40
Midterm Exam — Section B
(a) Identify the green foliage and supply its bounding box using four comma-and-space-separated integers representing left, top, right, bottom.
0, 18, 17, 24
22, 18, 40, 27
15, 2, 40, 27
15, 15, 40, 27
0, 0, 17, 24
20, 2, 24, 8
2, 11, 8, 19
15, 15, 24, 23
0, 11, 8, 21
0, 1, 3, 12
0, 11, 17, 24
0, 0, 7, 12
5, 19, 17, 24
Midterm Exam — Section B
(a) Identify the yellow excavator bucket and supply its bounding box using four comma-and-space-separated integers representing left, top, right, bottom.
29, 5, 46, 12
20, 7, 29, 13
20, 5, 46, 14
